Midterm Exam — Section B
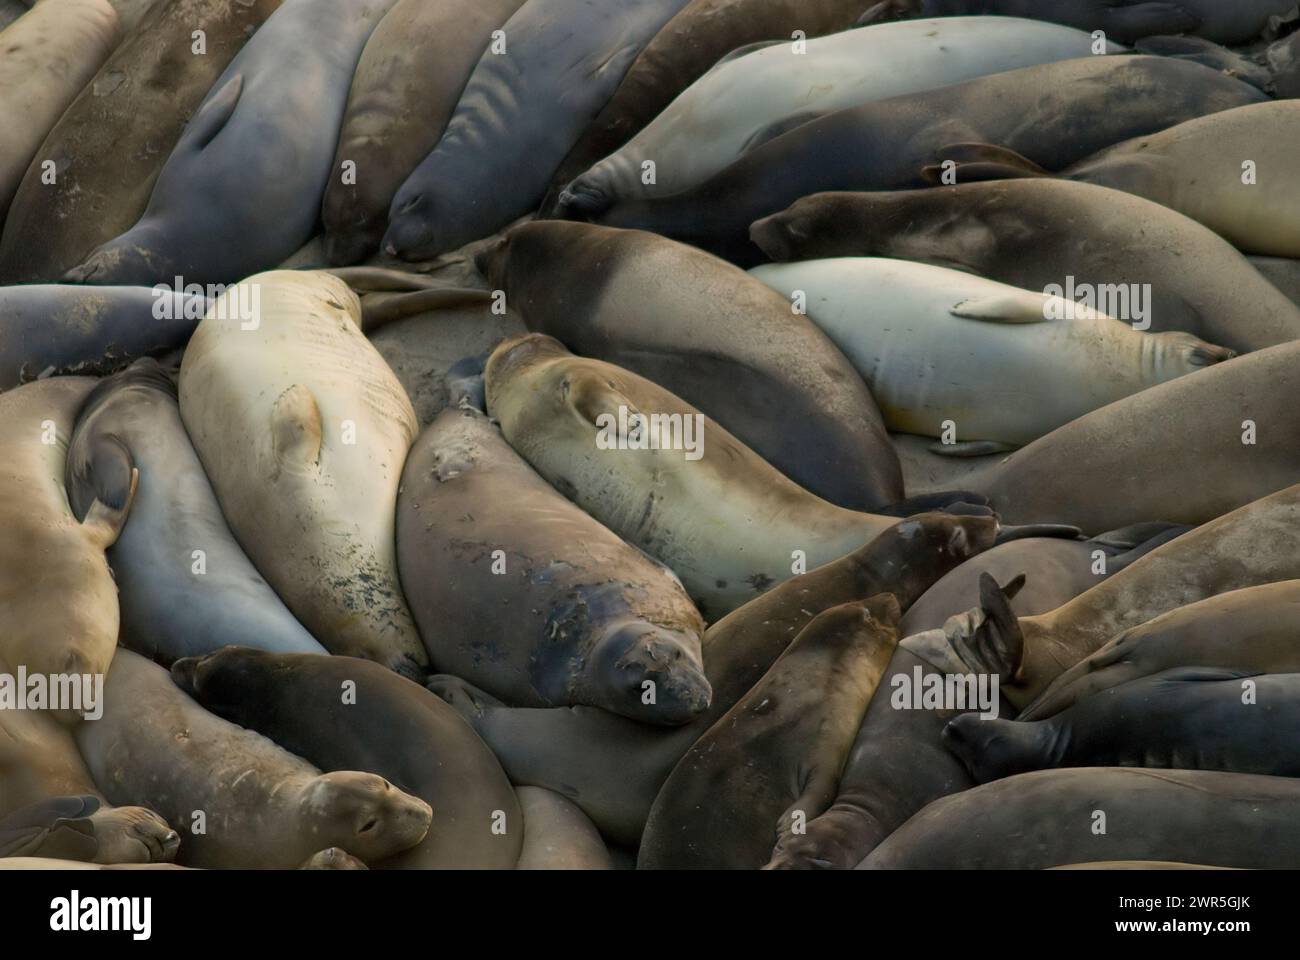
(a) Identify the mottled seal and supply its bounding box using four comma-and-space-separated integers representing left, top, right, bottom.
172, 648, 522, 869
640, 597, 901, 869
539, 0, 896, 216
65, 360, 327, 664
178, 271, 425, 676
66, 0, 397, 286
486, 334, 915, 619
750, 257, 1233, 448
430, 513, 999, 846
382, 0, 690, 261
0, 285, 206, 391
0, 0, 283, 283
602, 56, 1262, 264
948, 668, 1300, 782
0, 0, 118, 222
1023, 580, 1300, 720
516, 787, 611, 870
859, 768, 1300, 869
558, 16, 1119, 218
320, 0, 526, 265
754, 180, 1300, 354
397, 398, 710, 724
477, 222, 902, 510
77, 649, 432, 869
0, 378, 133, 710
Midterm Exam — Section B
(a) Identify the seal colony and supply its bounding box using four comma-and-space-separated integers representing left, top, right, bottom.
0, 3, 1298, 873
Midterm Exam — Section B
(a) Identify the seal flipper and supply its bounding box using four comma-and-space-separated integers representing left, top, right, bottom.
0, 795, 100, 860
948, 573, 1027, 682
1135, 36, 1272, 92
271, 384, 323, 469
741, 112, 826, 154
995, 524, 1084, 545
950, 292, 1051, 324
928, 439, 1018, 458
183, 73, 244, 154
874, 490, 989, 517
922, 143, 1052, 186
773, 769, 839, 854
79, 438, 139, 551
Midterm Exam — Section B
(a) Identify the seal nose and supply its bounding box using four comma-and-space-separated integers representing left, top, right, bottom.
594, 624, 712, 726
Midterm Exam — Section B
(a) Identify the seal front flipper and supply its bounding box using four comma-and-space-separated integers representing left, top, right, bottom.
182, 73, 245, 155
950, 291, 1052, 324
927, 439, 1019, 458
922, 143, 1052, 186
995, 523, 1084, 545
874, 490, 989, 517
271, 384, 323, 470
741, 112, 827, 155
772, 768, 840, 858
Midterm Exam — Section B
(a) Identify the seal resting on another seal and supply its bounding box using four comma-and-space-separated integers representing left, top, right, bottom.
77, 649, 432, 869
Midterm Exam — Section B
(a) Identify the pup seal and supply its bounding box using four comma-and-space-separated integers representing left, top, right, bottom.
859, 768, 1300, 869
65, 360, 327, 664
750, 257, 1233, 448
178, 271, 425, 677
172, 648, 522, 869
397, 397, 710, 724
0, 0, 283, 283
77, 649, 432, 869
639, 598, 901, 869
947, 668, 1300, 782
751, 181, 1300, 354
477, 222, 902, 510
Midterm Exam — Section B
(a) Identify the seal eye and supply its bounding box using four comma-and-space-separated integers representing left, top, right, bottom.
358, 818, 378, 834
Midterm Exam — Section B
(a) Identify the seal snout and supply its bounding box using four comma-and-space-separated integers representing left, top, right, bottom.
590, 622, 712, 726
942, 714, 1036, 785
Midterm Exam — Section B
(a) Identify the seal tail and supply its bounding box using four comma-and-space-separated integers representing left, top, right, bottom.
921, 143, 1052, 186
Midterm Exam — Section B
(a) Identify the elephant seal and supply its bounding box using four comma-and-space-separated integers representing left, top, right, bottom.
320, 0, 526, 265
1023, 580, 1300, 720
397, 398, 710, 724
65, 360, 327, 664
948, 668, 1300, 782
899, 524, 1187, 636
949, 339, 1300, 533
381, 0, 690, 261
750, 258, 1233, 448
0, 0, 118, 222
486, 334, 913, 619
65, 0, 397, 287
516, 787, 611, 870
979, 100, 1300, 258
754, 181, 1300, 355
178, 271, 425, 677
430, 512, 999, 846
557, 16, 1119, 218
0, 797, 179, 865
477, 222, 902, 510
77, 649, 433, 869
603, 56, 1263, 265
171, 648, 522, 869
1251, 256, 1300, 309
859, 768, 1300, 869
0, 285, 205, 391
862, 1, 1200, 42
0, 378, 134, 709
0, 0, 283, 284
539, 0, 876, 215
640, 597, 901, 869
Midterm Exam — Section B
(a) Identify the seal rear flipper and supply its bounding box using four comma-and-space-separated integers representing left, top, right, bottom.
183, 73, 244, 154
927, 439, 1019, 458
271, 384, 323, 469
922, 143, 1053, 186
948, 573, 1027, 682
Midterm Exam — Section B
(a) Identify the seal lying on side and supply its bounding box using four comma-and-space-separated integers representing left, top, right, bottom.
557, 16, 1120, 217
66, 361, 326, 664
477, 222, 902, 510
948, 668, 1300, 782
750, 258, 1233, 449
77, 649, 432, 869
172, 648, 522, 869
382, 0, 690, 261
0, 0, 282, 283
0, 378, 134, 710
398, 398, 710, 724
859, 768, 1300, 869
640, 598, 901, 869
754, 181, 1300, 355
898, 524, 1186, 636
600, 56, 1263, 264
486, 334, 923, 619
320, 0, 526, 265
178, 271, 425, 677
430, 513, 1000, 846
66, 0, 398, 287
1023, 580, 1300, 719
538, 0, 871, 216
516, 788, 611, 870
0, 285, 206, 391
0, 0, 118, 221
0, 795, 179, 865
